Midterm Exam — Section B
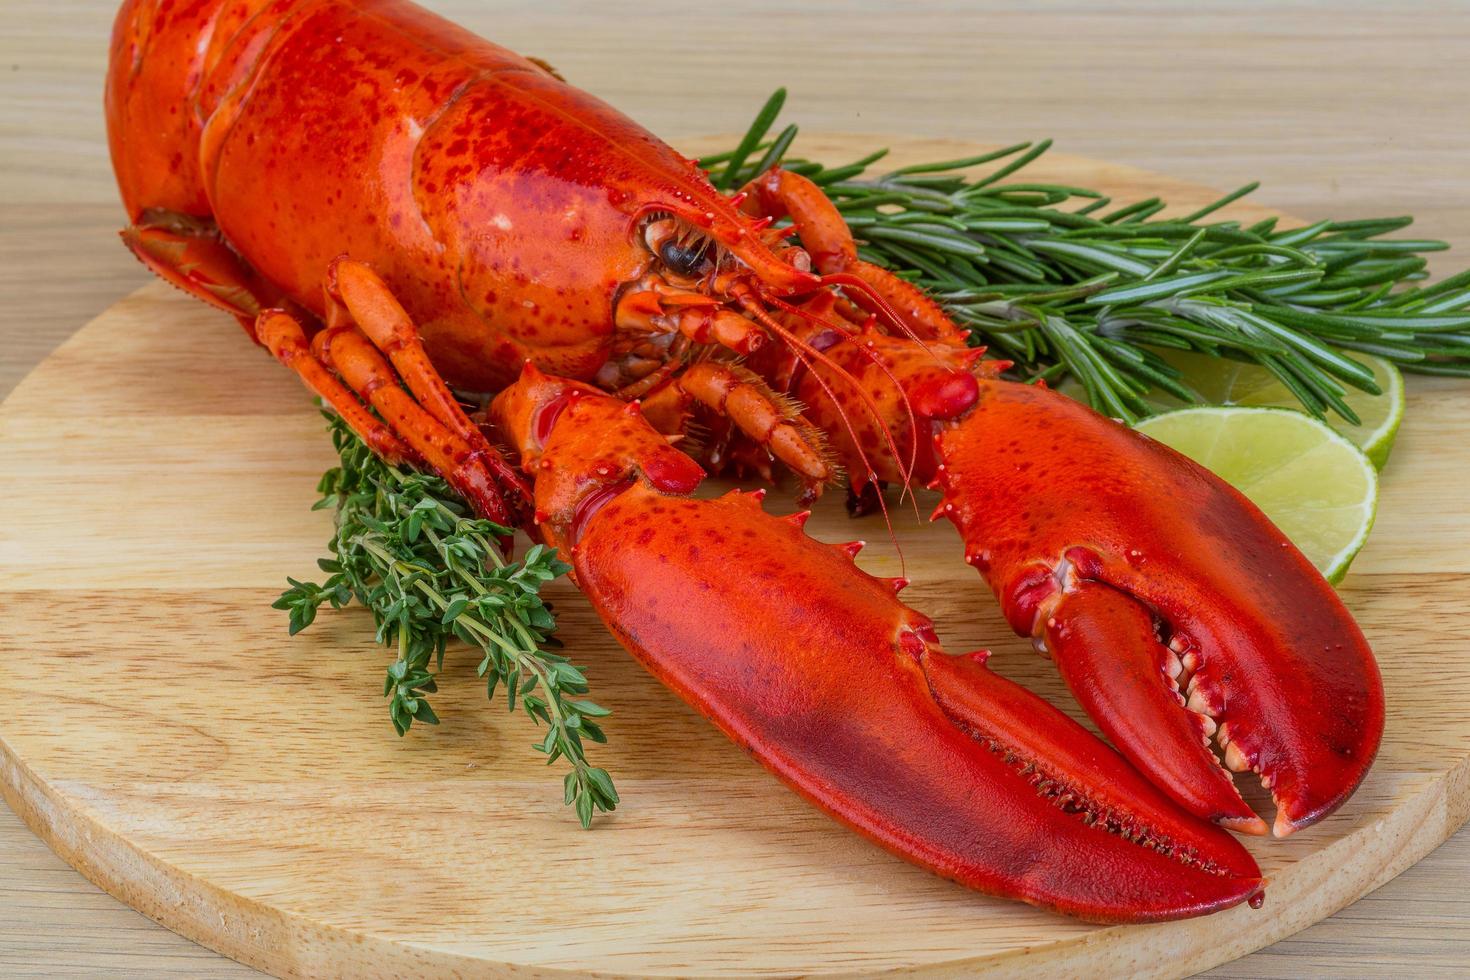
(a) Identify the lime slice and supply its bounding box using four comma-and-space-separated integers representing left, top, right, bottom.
1061, 349, 1403, 467
1134, 407, 1378, 584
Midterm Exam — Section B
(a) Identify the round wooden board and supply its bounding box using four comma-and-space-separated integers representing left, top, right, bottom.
2, 135, 1468, 978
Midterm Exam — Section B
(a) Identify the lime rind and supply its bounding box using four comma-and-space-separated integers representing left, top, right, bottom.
1134, 406, 1379, 584
1354, 358, 1403, 468
1062, 349, 1405, 469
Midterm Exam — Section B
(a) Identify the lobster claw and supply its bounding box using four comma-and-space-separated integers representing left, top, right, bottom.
933, 379, 1385, 837
572, 485, 1263, 921
493, 371, 1264, 922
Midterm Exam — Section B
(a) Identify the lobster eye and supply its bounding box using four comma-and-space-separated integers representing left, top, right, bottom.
658, 237, 708, 278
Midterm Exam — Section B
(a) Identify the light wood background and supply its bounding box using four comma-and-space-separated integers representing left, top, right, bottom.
2, 1, 1468, 975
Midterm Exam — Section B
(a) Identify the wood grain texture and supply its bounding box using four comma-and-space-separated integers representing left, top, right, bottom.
3, 1, 1470, 975
3, 132, 1470, 976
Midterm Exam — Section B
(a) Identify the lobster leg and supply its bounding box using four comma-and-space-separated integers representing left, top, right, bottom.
614, 278, 768, 356
325, 258, 530, 513
123, 219, 530, 524
489, 366, 1263, 923
255, 259, 528, 528
794, 330, 1384, 836
255, 312, 418, 466
740, 168, 964, 342
675, 360, 834, 492
258, 310, 518, 527
120, 209, 290, 333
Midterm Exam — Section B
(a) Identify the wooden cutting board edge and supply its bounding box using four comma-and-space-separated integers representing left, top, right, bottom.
4, 740, 1469, 977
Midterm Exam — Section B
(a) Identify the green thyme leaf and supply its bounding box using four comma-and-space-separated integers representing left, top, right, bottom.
278, 411, 616, 828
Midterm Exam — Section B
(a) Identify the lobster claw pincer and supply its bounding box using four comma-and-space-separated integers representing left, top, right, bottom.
492, 367, 1263, 922
931, 378, 1385, 837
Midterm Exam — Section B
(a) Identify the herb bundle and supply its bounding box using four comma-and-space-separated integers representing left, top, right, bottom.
705, 89, 1470, 423
275, 413, 617, 827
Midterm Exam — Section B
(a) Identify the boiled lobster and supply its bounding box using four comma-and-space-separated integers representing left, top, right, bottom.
106, 0, 1384, 922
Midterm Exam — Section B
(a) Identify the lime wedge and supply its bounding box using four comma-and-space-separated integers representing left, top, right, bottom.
1134, 407, 1378, 584
1061, 349, 1403, 467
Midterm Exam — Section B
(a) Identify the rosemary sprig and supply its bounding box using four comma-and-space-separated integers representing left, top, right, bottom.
275, 412, 618, 828
704, 90, 1470, 423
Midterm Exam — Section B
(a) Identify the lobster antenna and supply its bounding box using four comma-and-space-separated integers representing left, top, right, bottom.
850, 335, 924, 514
766, 320, 904, 574
819, 271, 940, 361
761, 294, 924, 517
733, 292, 908, 573
613, 353, 685, 401
818, 273, 955, 492
737, 291, 908, 493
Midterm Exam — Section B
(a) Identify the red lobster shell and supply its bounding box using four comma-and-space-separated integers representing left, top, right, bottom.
106, 0, 1382, 921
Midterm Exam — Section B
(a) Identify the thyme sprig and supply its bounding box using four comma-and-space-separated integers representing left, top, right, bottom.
275, 412, 618, 827
704, 89, 1470, 423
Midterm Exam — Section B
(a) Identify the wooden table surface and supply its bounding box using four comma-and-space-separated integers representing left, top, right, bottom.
2, 1, 1467, 975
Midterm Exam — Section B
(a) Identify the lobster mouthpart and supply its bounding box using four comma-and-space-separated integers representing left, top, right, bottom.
934, 378, 1384, 837
493, 370, 1263, 922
